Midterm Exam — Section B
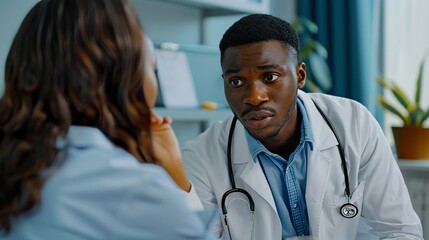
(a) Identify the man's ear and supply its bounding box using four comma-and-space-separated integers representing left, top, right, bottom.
297, 62, 306, 89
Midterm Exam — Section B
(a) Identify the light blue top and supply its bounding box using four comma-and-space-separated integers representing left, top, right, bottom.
245, 97, 314, 238
4, 126, 214, 240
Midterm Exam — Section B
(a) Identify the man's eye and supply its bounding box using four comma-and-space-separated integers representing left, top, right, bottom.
265, 74, 279, 82
229, 79, 243, 87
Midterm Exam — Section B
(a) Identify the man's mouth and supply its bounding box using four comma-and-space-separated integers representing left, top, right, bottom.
246, 117, 272, 129
242, 110, 274, 129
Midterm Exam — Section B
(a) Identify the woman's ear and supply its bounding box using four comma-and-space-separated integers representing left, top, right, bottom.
297, 62, 306, 89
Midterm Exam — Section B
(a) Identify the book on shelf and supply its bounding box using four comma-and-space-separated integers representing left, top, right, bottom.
155, 49, 199, 108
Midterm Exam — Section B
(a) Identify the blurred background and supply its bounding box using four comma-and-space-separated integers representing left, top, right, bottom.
1, 0, 428, 143
1, 0, 429, 236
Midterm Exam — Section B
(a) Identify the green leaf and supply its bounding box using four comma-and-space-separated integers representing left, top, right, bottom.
299, 17, 319, 34
300, 44, 315, 60
419, 108, 429, 125
376, 76, 390, 88
391, 82, 412, 110
377, 57, 429, 126
300, 40, 328, 60
409, 107, 424, 126
378, 96, 408, 125
415, 56, 426, 105
300, 40, 327, 59
309, 53, 332, 91
292, 20, 304, 33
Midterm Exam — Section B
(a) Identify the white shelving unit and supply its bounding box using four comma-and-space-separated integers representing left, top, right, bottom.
157, 0, 269, 15
132, 0, 269, 146
154, 107, 232, 147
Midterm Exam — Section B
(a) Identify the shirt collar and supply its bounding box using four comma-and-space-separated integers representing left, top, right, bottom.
56, 126, 115, 150
245, 97, 314, 162
298, 96, 314, 149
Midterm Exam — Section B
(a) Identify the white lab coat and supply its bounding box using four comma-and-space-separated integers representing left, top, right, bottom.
183, 90, 423, 240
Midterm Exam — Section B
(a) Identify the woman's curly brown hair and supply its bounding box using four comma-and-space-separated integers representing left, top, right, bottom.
0, 0, 154, 232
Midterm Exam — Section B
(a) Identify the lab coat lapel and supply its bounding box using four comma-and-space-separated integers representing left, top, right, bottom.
299, 91, 339, 237
231, 121, 278, 215
305, 147, 333, 237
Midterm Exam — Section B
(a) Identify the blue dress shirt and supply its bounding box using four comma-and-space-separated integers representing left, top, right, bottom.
245, 97, 314, 238
4, 126, 213, 240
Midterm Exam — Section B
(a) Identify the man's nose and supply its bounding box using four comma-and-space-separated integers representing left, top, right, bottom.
243, 83, 269, 106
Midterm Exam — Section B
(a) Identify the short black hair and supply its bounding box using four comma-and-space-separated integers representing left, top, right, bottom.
219, 14, 300, 62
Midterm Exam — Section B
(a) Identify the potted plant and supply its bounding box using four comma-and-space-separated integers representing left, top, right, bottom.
377, 56, 429, 159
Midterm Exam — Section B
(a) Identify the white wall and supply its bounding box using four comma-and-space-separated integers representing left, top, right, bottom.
0, 0, 38, 96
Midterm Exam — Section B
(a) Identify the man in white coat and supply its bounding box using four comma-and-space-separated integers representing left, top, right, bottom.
182, 14, 423, 240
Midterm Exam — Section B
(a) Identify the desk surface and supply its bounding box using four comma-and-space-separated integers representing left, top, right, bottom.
397, 159, 429, 178
397, 159, 429, 170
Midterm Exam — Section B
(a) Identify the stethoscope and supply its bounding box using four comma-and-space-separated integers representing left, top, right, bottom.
221, 99, 358, 238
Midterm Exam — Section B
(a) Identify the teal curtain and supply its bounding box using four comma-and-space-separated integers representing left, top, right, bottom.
298, 0, 383, 122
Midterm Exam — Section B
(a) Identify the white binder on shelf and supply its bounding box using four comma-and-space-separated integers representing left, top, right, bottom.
155, 49, 198, 108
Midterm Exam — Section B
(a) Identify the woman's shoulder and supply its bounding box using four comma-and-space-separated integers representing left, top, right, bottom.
46, 125, 177, 209
53, 125, 153, 176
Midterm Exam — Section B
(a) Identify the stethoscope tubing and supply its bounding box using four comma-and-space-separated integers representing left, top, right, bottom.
221, 98, 357, 236
222, 116, 255, 215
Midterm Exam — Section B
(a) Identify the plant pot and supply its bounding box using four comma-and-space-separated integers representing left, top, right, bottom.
392, 126, 429, 160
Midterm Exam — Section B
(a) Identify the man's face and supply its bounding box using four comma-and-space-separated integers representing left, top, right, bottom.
222, 40, 306, 141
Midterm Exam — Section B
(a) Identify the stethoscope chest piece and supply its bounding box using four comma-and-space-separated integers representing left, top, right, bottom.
340, 203, 358, 218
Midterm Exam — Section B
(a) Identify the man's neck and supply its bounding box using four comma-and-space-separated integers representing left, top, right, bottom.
261, 108, 302, 160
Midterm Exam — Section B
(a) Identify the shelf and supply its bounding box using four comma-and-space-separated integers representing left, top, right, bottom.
146, 0, 269, 16
154, 107, 232, 122
155, 42, 219, 54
